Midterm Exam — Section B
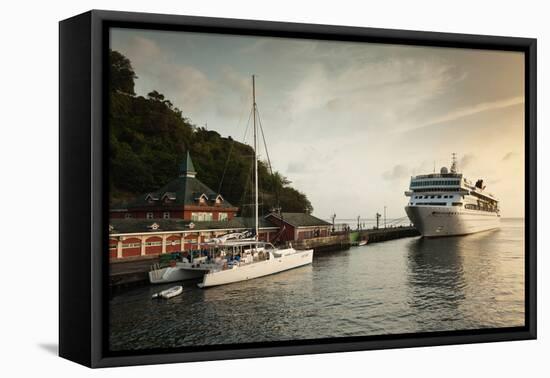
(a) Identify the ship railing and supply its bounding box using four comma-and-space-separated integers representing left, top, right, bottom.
413, 173, 462, 179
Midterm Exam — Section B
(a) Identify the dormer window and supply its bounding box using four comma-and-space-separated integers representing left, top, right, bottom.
162, 192, 176, 203
196, 193, 208, 204
145, 193, 159, 203
215, 194, 224, 205
108, 225, 114, 232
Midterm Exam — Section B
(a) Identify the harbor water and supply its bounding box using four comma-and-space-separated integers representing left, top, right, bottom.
109, 218, 525, 352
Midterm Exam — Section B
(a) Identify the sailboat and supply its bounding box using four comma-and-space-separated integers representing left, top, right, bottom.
197, 75, 314, 288
149, 76, 314, 288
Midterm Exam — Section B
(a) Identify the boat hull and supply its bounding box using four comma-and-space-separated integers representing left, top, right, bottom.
198, 249, 314, 288
405, 205, 500, 237
149, 265, 208, 284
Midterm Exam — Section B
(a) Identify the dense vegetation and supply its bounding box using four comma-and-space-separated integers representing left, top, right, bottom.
109, 50, 313, 215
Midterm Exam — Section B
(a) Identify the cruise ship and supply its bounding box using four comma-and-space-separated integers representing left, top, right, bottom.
404, 154, 500, 237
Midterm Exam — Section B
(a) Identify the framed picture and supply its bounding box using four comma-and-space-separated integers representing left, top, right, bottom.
59, 10, 536, 368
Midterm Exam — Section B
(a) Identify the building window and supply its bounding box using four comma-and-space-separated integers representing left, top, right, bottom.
124, 213, 132, 219
191, 212, 213, 221
122, 242, 142, 249
218, 213, 228, 221
146, 212, 154, 219
163, 212, 170, 219
144, 241, 162, 247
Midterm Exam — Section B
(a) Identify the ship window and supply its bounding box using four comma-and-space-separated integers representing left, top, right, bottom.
430, 195, 435, 199
437, 195, 442, 198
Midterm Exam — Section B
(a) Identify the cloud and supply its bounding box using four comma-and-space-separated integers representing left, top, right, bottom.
418, 96, 524, 129
287, 161, 306, 174
460, 154, 475, 170
502, 151, 518, 161
124, 36, 162, 61
283, 55, 460, 137
382, 164, 410, 181
115, 36, 257, 121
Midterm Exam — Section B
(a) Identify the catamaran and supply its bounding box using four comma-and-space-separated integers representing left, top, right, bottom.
149, 76, 314, 287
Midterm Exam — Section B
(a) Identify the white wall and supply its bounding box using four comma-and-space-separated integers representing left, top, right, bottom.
0, 0, 547, 376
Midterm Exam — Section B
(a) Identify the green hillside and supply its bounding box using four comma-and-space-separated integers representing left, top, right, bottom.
109, 50, 313, 215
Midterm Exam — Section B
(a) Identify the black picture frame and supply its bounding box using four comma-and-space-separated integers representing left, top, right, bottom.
59, 9, 537, 368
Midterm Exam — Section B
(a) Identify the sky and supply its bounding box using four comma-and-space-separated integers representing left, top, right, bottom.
110, 28, 525, 219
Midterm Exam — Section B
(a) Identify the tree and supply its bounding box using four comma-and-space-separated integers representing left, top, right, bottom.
108, 50, 314, 214
109, 50, 137, 95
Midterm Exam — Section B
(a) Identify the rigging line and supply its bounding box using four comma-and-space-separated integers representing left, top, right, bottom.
256, 106, 281, 214
221, 107, 254, 198
255, 107, 273, 176
242, 106, 253, 144
239, 155, 255, 217
217, 106, 253, 195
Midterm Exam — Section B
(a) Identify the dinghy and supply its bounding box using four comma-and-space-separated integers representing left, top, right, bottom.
152, 285, 183, 299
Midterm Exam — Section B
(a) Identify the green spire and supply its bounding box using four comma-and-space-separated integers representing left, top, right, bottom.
179, 151, 197, 177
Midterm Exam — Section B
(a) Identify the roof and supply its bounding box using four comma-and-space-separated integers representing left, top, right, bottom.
179, 151, 197, 177
266, 212, 331, 228
235, 216, 279, 229
109, 217, 278, 235
109, 218, 247, 234
115, 152, 235, 210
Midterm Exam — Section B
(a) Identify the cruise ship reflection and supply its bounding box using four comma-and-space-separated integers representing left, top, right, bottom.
405, 236, 467, 313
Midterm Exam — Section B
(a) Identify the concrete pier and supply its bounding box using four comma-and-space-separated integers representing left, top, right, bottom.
361, 226, 420, 244
110, 255, 160, 289
292, 235, 351, 253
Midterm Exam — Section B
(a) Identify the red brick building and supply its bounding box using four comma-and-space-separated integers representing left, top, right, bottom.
265, 212, 331, 242
108, 218, 280, 259
108, 153, 332, 260
110, 152, 239, 221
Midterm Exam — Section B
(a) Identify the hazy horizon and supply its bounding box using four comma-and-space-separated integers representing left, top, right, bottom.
111, 28, 525, 219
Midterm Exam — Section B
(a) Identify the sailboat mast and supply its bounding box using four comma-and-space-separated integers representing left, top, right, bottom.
252, 75, 259, 240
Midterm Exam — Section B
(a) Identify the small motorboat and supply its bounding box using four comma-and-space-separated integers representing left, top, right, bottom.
358, 240, 367, 246
152, 285, 183, 299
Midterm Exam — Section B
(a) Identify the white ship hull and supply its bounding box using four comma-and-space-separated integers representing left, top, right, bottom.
198, 249, 313, 288
405, 205, 500, 237
149, 262, 218, 284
